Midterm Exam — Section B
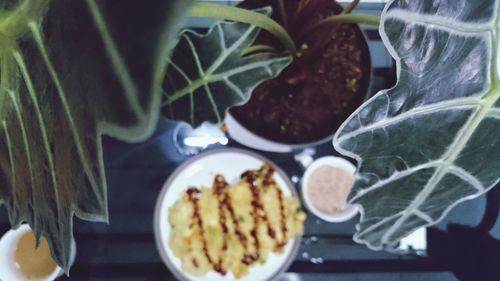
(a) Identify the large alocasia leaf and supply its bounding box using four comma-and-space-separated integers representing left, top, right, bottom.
161, 7, 292, 127
0, 0, 193, 271
333, 0, 500, 249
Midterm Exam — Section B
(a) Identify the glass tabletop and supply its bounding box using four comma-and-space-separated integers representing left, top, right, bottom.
0, 115, 498, 281
1, 2, 499, 280
1, 113, 496, 281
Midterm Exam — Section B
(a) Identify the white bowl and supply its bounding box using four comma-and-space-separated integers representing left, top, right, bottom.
154, 148, 301, 281
225, 114, 295, 153
0, 224, 76, 281
225, 113, 344, 153
301, 156, 359, 222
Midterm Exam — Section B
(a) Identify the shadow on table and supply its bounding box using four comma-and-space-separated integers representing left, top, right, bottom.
428, 184, 500, 281
70, 118, 191, 272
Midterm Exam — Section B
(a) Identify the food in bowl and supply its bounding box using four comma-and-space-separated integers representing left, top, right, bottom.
301, 156, 359, 222
14, 231, 57, 279
168, 163, 306, 278
230, 0, 370, 145
0, 224, 73, 281
307, 165, 354, 214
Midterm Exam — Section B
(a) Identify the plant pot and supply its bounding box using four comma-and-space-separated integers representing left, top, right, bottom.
228, 0, 372, 152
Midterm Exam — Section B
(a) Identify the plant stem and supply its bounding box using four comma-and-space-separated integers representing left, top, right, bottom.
276, 0, 288, 29
242, 44, 277, 56
320, 14, 380, 26
342, 0, 360, 14
297, 14, 380, 41
190, 3, 296, 56
292, 4, 378, 81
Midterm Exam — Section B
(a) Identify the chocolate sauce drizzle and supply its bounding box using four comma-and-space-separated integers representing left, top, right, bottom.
185, 163, 289, 275
276, 187, 288, 251
186, 187, 221, 272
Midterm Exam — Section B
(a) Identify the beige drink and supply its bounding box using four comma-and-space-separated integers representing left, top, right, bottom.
307, 165, 354, 214
14, 231, 57, 279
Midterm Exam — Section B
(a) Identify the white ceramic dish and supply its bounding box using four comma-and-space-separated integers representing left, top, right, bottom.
301, 156, 359, 222
154, 148, 301, 281
225, 114, 295, 153
225, 114, 342, 153
0, 224, 76, 281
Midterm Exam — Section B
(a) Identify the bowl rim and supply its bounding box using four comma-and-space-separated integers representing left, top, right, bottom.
0, 224, 62, 281
153, 147, 302, 281
226, 18, 373, 153
301, 156, 360, 223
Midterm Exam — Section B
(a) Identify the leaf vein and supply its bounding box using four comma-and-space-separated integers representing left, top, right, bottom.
205, 25, 257, 75
350, 161, 440, 204
2, 120, 15, 187
203, 83, 221, 123
381, 86, 500, 245
337, 97, 479, 144
28, 22, 103, 204
6, 93, 34, 192
183, 34, 205, 77
356, 212, 403, 238
385, 9, 494, 34
224, 77, 245, 99
449, 165, 485, 191
413, 209, 433, 223
12, 51, 60, 204
85, 0, 142, 116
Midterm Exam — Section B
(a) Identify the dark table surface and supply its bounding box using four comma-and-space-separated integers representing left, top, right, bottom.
1, 116, 498, 281
2, 2, 500, 280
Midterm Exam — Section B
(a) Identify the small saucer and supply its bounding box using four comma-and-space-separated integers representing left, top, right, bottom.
301, 156, 360, 222
0, 224, 76, 281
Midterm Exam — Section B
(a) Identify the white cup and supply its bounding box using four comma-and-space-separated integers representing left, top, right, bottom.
0, 224, 76, 281
301, 156, 360, 222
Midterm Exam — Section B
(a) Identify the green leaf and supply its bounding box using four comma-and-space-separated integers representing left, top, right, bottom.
0, 0, 194, 272
333, 0, 500, 249
189, 3, 296, 56
162, 7, 292, 127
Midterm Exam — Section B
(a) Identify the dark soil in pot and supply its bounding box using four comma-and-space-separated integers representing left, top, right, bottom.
230, 0, 371, 144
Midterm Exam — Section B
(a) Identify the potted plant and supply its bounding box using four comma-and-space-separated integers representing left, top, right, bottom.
162, 0, 380, 152
0, 0, 195, 272
230, 0, 376, 149
1, 0, 498, 275
332, 0, 500, 250
164, 0, 500, 258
